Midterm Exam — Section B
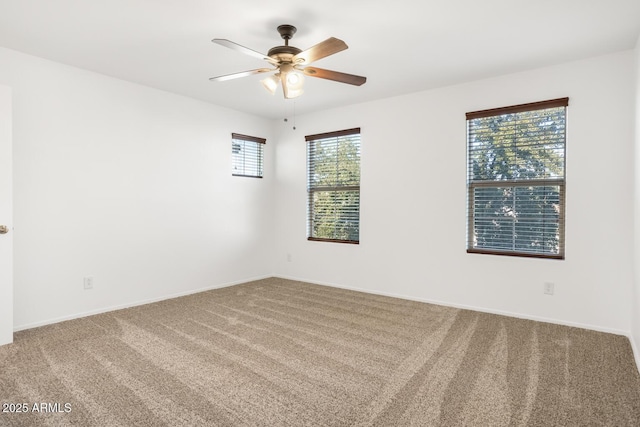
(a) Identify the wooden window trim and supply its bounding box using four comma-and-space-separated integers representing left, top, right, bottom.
232, 133, 266, 144
305, 128, 361, 142
466, 248, 564, 260
466, 97, 568, 120
307, 237, 360, 244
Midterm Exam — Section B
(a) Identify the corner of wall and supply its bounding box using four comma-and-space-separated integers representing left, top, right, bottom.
631, 32, 640, 371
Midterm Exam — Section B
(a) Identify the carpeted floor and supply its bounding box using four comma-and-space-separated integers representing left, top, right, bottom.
1, 277, 639, 426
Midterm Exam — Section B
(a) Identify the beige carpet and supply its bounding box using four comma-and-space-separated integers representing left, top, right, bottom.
1, 277, 639, 426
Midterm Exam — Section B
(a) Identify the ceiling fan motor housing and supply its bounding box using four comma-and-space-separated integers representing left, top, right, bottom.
267, 45, 302, 62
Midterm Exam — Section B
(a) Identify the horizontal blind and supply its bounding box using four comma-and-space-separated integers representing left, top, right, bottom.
470, 183, 564, 256
466, 99, 567, 258
307, 128, 361, 243
232, 133, 265, 178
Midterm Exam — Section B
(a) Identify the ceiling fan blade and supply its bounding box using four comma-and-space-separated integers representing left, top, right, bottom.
209, 68, 273, 82
293, 37, 348, 64
212, 39, 277, 64
301, 67, 367, 86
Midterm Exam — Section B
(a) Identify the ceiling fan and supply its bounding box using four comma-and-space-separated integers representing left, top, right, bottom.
209, 24, 367, 99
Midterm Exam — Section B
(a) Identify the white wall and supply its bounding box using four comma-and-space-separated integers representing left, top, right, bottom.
1, 43, 636, 338
632, 35, 640, 359
274, 51, 636, 334
0, 47, 276, 330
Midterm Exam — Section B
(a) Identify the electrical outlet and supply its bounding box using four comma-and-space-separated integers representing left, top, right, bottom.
544, 282, 554, 295
287, 253, 292, 262
84, 276, 94, 290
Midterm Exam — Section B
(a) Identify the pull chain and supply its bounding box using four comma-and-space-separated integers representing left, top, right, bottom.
292, 100, 297, 130
283, 100, 297, 130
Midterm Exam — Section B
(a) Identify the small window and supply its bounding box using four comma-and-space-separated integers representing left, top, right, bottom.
306, 128, 361, 244
232, 133, 265, 178
466, 98, 568, 259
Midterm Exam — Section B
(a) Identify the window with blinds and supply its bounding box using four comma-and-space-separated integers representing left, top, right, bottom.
232, 133, 265, 178
306, 128, 361, 244
466, 98, 568, 259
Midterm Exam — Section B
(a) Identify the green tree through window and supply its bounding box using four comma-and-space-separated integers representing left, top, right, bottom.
306, 128, 361, 243
466, 98, 568, 258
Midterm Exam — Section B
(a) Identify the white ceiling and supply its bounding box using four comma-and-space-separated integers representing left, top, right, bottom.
0, 0, 638, 120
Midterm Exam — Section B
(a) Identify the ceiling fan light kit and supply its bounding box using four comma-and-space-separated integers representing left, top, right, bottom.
209, 24, 366, 99
261, 74, 280, 95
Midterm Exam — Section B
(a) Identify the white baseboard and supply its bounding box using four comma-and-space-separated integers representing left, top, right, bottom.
274, 274, 630, 337
279, 273, 640, 373
629, 334, 640, 374
13, 274, 272, 332
15, 273, 640, 374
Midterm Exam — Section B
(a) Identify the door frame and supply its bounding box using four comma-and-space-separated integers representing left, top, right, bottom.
0, 85, 13, 346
